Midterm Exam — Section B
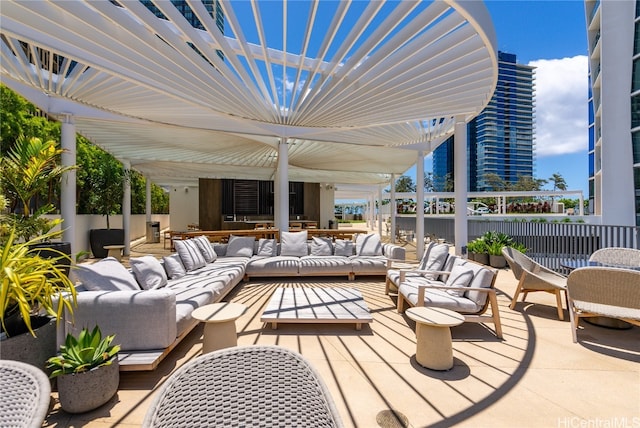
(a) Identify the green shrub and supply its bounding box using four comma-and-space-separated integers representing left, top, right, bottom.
47, 326, 120, 377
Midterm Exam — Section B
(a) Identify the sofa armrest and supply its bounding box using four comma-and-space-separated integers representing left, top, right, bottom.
67, 289, 177, 352
383, 244, 406, 261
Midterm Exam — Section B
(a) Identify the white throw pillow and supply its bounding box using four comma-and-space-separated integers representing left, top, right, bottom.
419, 243, 449, 278
174, 239, 207, 271
194, 236, 217, 263
310, 236, 333, 256
257, 238, 277, 257
280, 231, 308, 257
444, 265, 475, 297
130, 255, 168, 290
163, 254, 187, 279
334, 239, 354, 257
226, 236, 256, 257
355, 233, 383, 256
75, 257, 140, 291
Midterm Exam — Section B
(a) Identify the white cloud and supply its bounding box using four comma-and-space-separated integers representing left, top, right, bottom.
529, 55, 589, 157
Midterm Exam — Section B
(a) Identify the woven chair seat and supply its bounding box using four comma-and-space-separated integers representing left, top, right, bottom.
143, 345, 343, 428
0, 360, 51, 428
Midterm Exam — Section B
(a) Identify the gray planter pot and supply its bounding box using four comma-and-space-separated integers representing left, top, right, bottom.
57, 359, 120, 414
489, 254, 507, 268
0, 316, 56, 375
475, 253, 490, 266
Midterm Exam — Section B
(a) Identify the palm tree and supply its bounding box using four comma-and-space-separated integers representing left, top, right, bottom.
549, 172, 567, 211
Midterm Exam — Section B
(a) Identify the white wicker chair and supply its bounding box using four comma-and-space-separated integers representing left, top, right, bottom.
143, 345, 343, 428
0, 360, 51, 428
589, 247, 640, 267
567, 267, 640, 343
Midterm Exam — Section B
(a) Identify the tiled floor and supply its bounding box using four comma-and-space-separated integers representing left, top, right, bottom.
44, 237, 640, 427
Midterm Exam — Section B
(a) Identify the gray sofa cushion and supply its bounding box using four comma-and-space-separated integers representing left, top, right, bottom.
334, 239, 354, 256
310, 237, 333, 256
174, 239, 207, 271
130, 255, 168, 290
280, 231, 308, 256
355, 233, 383, 256
246, 256, 300, 276
419, 243, 449, 278
75, 257, 140, 291
257, 238, 277, 256
194, 236, 217, 263
398, 281, 481, 313
163, 254, 187, 279
227, 236, 256, 257
444, 264, 474, 296
350, 255, 387, 274
299, 256, 352, 275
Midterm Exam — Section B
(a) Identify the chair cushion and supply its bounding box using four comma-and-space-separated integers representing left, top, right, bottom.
226, 236, 256, 258
355, 233, 382, 256
334, 239, 354, 257
246, 256, 301, 276
163, 254, 187, 279
350, 255, 387, 274
75, 257, 140, 291
174, 239, 208, 271
444, 265, 474, 297
130, 255, 168, 290
310, 237, 333, 256
256, 238, 277, 257
194, 236, 217, 263
419, 243, 449, 278
299, 256, 352, 275
280, 231, 308, 257
399, 281, 481, 313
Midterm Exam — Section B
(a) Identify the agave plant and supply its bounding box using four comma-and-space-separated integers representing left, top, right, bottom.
47, 326, 120, 377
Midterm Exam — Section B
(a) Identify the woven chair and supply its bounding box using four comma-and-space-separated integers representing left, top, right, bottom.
143, 345, 343, 428
502, 247, 567, 320
567, 267, 640, 342
0, 360, 51, 428
589, 247, 640, 267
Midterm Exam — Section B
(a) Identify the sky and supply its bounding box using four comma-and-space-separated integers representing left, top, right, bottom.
405, 0, 590, 196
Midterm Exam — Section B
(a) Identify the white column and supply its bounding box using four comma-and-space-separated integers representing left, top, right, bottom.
378, 186, 383, 237
390, 174, 396, 244
369, 194, 375, 230
275, 140, 289, 232
145, 177, 152, 223
60, 115, 76, 256
454, 116, 468, 256
122, 159, 131, 256
416, 151, 425, 260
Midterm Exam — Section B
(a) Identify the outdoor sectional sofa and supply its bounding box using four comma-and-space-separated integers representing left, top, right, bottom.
67, 231, 404, 371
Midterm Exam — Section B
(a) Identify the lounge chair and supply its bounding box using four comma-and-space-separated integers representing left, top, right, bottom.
0, 360, 51, 428
589, 247, 640, 267
567, 267, 640, 342
143, 345, 343, 428
502, 247, 567, 320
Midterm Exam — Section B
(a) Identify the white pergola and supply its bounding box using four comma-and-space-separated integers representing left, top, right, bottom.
1, 0, 498, 257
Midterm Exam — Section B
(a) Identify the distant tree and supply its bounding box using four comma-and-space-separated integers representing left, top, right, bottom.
484, 173, 508, 191
512, 175, 547, 191
549, 172, 567, 191
395, 175, 416, 193
423, 172, 434, 192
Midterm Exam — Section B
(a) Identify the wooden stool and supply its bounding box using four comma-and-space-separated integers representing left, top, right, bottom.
103, 245, 125, 261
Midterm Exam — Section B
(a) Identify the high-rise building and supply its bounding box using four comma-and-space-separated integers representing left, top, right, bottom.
433, 52, 535, 192
585, 0, 638, 226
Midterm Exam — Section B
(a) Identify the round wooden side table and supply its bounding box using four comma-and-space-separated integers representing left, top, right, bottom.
406, 306, 465, 370
192, 302, 246, 353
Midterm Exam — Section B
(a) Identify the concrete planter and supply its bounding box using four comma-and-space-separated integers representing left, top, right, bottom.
57, 358, 120, 414
0, 316, 56, 375
475, 253, 490, 266
489, 254, 507, 269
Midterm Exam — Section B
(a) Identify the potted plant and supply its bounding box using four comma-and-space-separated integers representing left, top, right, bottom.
488, 241, 508, 268
47, 326, 120, 413
0, 227, 77, 371
1, 135, 76, 270
87, 152, 125, 258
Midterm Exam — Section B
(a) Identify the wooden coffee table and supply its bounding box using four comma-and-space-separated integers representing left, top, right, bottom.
261, 287, 373, 330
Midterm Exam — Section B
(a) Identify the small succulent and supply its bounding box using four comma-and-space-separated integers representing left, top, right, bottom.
47, 326, 120, 377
